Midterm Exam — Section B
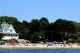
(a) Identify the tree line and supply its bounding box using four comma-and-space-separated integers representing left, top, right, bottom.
0, 16, 80, 43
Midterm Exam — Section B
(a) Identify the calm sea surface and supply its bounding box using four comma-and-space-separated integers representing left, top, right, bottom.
0, 49, 80, 53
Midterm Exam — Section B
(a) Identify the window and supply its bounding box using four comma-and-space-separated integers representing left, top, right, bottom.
10, 30, 12, 32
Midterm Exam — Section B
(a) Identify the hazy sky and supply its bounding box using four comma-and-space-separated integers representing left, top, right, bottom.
0, 0, 80, 22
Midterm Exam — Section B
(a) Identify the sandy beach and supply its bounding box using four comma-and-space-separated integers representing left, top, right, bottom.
0, 43, 80, 49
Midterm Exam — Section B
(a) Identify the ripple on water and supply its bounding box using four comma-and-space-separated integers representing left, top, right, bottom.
0, 49, 80, 53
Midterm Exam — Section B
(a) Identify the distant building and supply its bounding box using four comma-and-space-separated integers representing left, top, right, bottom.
0, 22, 19, 40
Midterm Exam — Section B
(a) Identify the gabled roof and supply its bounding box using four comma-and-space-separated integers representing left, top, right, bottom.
1, 22, 9, 31
0, 22, 16, 34
8, 25, 15, 30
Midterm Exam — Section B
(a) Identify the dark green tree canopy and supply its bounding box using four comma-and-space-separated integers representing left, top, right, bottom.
0, 16, 79, 43
40, 17, 49, 24
0, 16, 17, 24
53, 19, 76, 33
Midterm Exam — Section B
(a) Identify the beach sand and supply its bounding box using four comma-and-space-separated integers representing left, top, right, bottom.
0, 43, 80, 49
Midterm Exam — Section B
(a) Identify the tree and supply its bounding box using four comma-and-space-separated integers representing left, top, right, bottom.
31, 19, 41, 31
31, 31, 45, 43
68, 33, 78, 43
75, 23, 80, 32
39, 17, 49, 30
29, 19, 41, 33
44, 23, 54, 41
0, 16, 17, 24
53, 19, 76, 41
22, 20, 29, 27
0, 16, 79, 43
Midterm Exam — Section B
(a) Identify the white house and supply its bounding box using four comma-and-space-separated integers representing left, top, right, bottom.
0, 22, 19, 40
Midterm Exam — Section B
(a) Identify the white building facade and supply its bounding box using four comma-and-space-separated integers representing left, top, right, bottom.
0, 22, 19, 40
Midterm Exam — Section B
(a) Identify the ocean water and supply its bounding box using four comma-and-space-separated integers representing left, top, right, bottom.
0, 49, 80, 53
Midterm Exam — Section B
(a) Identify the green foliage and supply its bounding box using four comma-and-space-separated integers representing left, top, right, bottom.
40, 17, 49, 30
52, 19, 76, 41
31, 31, 45, 42
68, 32, 80, 43
0, 16, 80, 43
53, 19, 76, 32
0, 16, 17, 24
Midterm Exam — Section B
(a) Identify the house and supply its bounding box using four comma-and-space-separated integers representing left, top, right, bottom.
0, 22, 19, 40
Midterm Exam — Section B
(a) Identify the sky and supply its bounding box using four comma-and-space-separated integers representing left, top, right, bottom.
0, 0, 80, 22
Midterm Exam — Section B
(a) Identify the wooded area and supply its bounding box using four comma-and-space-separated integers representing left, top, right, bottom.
0, 16, 80, 43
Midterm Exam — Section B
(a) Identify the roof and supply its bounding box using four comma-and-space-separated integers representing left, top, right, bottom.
0, 22, 17, 34
1, 22, 9, 31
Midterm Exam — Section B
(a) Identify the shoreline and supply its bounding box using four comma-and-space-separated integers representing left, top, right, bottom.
0, 43, 80, 49
0, 47, 80, 50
